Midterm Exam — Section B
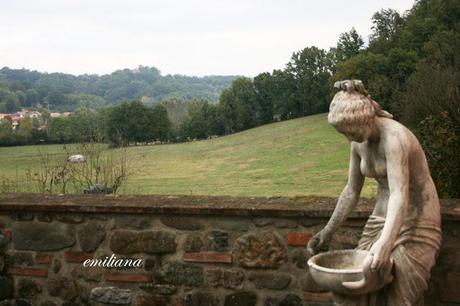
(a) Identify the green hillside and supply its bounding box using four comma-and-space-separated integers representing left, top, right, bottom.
0, 114, 376, 197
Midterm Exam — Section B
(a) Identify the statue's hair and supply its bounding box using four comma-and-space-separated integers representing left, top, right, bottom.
328, 80, 392, 133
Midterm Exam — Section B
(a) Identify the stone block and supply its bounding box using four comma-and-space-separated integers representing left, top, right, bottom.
253, 218, 274, 227
160, 216, 205, 230
36, 213, 53, 223
134, 294, 171, 306
248, 272, 291, 290
156, 262, 204, 287
441, 271, 460, 303
47, 277, 79, 300
208, 230, 229, 251
115, 216, 152, 229
144, 257, 156, 271
233, 232, 287, 268
205, 267, 244, 289
78, 220, 106, 252
274, 219, 298, 228
55, 214, 85, 224
17, 278, 42, 299
299, 218, 327, 227
140, 284, 177, 296
184, 235, 204, 253
12, 222, 75, 251
110, 230, 176, 254
303, 292, 333, 303
184, 291, 218, 306
5, 252, 34, 267
90, 287, 132, 305
291, 249, 311, 269
224, 291, 257, 306
0, 276, 14, 299
12, 212, 34, 221
210, 218, 250, 232
264, 293, 303, 306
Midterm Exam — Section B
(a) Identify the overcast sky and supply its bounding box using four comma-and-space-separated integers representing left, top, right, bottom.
0, 0, 414, 77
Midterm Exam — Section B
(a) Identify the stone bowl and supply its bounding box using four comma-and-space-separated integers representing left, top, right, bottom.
307, 249, 370, 295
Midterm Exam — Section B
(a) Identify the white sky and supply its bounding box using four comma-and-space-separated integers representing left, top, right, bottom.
0, 0, 414, 77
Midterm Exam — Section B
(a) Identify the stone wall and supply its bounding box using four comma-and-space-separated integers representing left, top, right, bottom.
0, 194, 459, 306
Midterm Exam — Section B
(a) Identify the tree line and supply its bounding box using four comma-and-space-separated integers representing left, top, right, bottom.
0, 66, 237, 112
180, 0, 459, 196
0, 103, 173, 147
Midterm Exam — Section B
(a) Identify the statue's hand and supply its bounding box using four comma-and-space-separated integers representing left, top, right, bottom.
368, 239, 392, 272
342, 251, 394, 295
307, 230, 330, 256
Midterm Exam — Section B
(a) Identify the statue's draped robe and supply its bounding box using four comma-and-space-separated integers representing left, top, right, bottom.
334, 215, 441, 306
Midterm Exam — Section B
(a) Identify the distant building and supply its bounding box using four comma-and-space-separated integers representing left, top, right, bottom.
50, 112, 71, 118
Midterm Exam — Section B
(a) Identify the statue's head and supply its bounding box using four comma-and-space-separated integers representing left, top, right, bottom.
328, 80, 392, 142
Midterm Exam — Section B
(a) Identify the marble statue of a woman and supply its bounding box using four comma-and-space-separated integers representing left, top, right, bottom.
307, 80, 442, 305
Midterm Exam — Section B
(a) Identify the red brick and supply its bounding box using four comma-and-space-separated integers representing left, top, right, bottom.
35, 253, 53, 265
64, 252, 94, 263
303, 292, 334, 302
287, 232, 312, 246
2, 228, 12, 239
182, 251, 232, 264
8, 267, 48, 278
107, 273, 152, 283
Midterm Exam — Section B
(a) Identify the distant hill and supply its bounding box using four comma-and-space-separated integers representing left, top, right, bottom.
0, 66, 239, 111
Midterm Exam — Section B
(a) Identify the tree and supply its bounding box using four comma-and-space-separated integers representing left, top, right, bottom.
68, 93, 107, 110
369, 8, 403, 52
0, 87, 20, 113
25, 88, 40, 107
49, 117, 75, 143
0, 120, 12, 135
104, 101, 173, 146
18, 117, 32, 137
70, 108, 105, 141
286, 47, 331, 116
151, 104, 173, 142
207, 103, 225, 136
219, 77, 259, 133
15, 90, 27, 106
336, 28, 364, 61
182, 101, 210, 140
253, 72, 274, 124
270, 69, 296, 120
44, 90, 68, 110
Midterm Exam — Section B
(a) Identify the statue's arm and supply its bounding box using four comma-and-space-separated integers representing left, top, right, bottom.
322, 143, 365, 238
369, 137, 409, 270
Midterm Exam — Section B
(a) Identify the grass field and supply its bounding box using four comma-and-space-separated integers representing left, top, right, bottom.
0, 114, 376, 197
